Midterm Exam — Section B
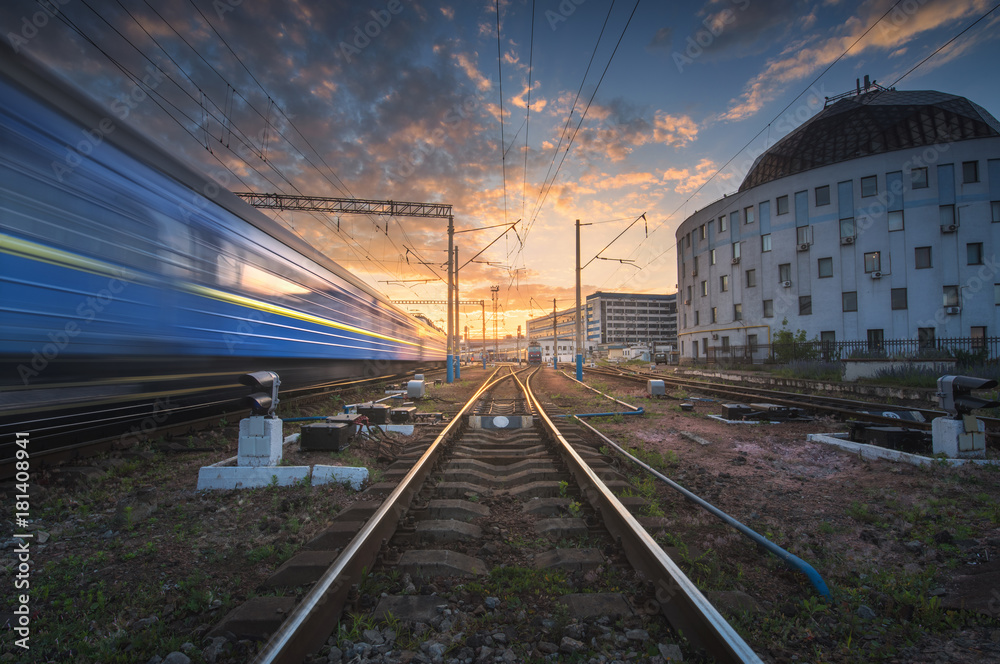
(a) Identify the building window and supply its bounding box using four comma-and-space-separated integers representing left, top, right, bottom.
840, 217, 855, 238
815, 185, 830, 206
867, 329, 885, 351
732, 241, 741, 260
918, 327, 936, 351
730, 211, 739, 228
843, 291, 858, 312
915, 246, 932, 269
968, 243, 984, 265
762, 299, 773, 318
746, 269, 756, 288
820, 331, 836, 345
912, 167, 928, 189
864, 251, 881, 273
744, 206, 755, 224
701, 280, 707, 296
718, 215, 728, 233
694, 311, 700, 325
748, 333, 758, 350
891, 288, 907, 310
861, 175, 877, 197
721, 336, 730, 351
762, 234, 771, 252
719, 275, 729, 292
710, 249, 717, 265
888, 210, 904, 231
943, 285, 960, 307
734, 303, 742, 321
699, 224, 707, 240
993, 201, 1000, 223
776, 195, 789, 215
799, 295, 812, 315
963, 161, 979, 184
972, 326, 986, 349
940, 204, 956, 227
711, 307, 717, 323
778, 263, 791, 282
686, 285, 692, 301
817, 257, 833, 278
796, 226, 811, 244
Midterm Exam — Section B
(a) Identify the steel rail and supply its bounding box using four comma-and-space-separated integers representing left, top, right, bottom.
253, 366, 515, 663
524, 371, 764, 664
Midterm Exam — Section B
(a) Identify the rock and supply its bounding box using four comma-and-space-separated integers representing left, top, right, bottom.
929, 587, 947, 597
363, 628, 385, 645
658, 642, 684, 660
133, 616, 159, 630
327, 646, 343, 663
856, 605, 876, 620
427, 642, 447, 659
904, 540, 923, 553
626, 629, 650, 641
859, 530, 881, 547
145, 657, 162, 664
563, 623, 585, 640
202, 636, 229, 664
36, 531, 50, 544
180, 643, 195, 653
484, 596, 500, 610
161, 654, 191, 664
933, 530, 953, 545
560, 636, 586, 654
537, 641, 559, 654
476, 646, 494, 662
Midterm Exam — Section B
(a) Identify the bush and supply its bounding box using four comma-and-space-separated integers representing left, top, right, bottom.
773, 359, 842, 381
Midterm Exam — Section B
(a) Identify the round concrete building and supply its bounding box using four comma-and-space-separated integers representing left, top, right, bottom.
676, 83, 1000, 363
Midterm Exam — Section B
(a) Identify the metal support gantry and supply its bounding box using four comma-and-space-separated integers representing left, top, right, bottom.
233, 192, 453, 219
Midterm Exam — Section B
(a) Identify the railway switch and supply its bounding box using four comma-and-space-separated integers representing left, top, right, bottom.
240, 370, 281, 417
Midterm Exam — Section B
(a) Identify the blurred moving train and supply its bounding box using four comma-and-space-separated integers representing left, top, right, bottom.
0, 44, 445, 462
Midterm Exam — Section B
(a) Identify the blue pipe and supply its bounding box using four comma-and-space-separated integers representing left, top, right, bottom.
574, 416, 832, 599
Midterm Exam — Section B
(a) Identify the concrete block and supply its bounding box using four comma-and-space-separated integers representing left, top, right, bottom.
932, 417, 986, 458
238, 416, 283, 467
426, 499, 491, 520
556, 593, 633, 619
209, 596, 297, 640
534, 517, 589, 539
416, 519, 482, 543
407, 380, 426, 398
398, 549, 487, 577
647, 379, 665, 396
312, 465, 369, 490
373, 595, 444, 624
266, 550, 342, 587
534, 548, 604, 572
197, 465, 309, 490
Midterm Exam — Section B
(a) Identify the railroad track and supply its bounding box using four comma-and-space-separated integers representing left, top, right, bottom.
0, 368, 445, 479
213, 365, 762, 663
584, 365, 1000, 436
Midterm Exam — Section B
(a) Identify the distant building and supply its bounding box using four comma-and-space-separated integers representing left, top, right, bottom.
526, 291, 678, 361
676, 81, 1000, 362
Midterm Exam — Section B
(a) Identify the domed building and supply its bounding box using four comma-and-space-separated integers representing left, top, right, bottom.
675, 81, 1000, 363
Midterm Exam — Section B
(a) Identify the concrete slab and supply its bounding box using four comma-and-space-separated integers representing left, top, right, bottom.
435, 482, 491, 498
521, 497, 572, 516
941, 560, 1000, 615
312, 465, 368, 490
534, 517, 589, 539
265, 550, 341, 587
373, 595, 446, 624
302, 521, 364, 550
197, 465, 309, 490
534, 548, 604, 572
334, 502, 382, 522
416, 519, 482, 543
507, 481, 564, 499
556, 593, 633, 620
398, 549, 487, 577
426, 499, 490, 520
807, 432, 1000, 467
209, 596, 297, 640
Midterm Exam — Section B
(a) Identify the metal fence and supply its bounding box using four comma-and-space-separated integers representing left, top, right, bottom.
687, 336, 1000, 366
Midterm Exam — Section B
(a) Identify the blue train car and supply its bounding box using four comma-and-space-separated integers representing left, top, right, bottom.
0, 45, 445, 458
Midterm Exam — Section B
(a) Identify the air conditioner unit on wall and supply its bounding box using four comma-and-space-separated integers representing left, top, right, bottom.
871, 271, 883, 279
945, 306, 961, 315
798, 243, 810, 252
780, 280, 792, 288
684, 299, 691, 305
712, 334, 719, 340
941, 224, 958, 233
731, 257, 740, 265
841, 236, 855, 245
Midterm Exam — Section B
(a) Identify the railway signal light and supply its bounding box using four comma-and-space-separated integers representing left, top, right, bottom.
240, 371, 280, 417
936, 375, 999, 418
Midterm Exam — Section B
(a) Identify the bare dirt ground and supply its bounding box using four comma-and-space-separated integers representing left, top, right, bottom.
535, 365, 1000, 664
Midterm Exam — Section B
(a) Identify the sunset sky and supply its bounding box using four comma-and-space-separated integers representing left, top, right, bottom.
6, 0, 1000, 339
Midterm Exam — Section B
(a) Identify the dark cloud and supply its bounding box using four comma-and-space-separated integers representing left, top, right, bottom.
646, 26, 673, 51
676, 0, 812, 60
